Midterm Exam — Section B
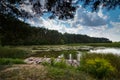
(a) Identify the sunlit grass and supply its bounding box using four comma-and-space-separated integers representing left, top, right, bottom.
0, 58, 25, 65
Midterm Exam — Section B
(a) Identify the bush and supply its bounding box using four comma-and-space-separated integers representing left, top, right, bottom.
42, 57, 69, 69
80, 58, 115, 79
0, 46, 28, 58
79, 53, 120, 79
61, 50, 77, 59
0, 58, 25, 65
47, 67, 94, 80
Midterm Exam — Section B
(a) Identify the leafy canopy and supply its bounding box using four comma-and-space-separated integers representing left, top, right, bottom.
0, 0, 120, 19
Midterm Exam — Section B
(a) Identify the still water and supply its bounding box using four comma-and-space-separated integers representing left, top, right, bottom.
90, 48, 120, 54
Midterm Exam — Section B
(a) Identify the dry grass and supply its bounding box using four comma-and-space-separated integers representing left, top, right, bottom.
0, 64, 47, 80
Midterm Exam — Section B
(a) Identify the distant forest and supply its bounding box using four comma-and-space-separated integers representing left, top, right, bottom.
0, 14, 112, 46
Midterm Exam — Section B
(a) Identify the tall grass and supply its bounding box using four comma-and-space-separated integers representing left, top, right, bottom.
87, 42, 120, 47
0, 58, 25, 65
42, 57, 94, 80
42, 52, 120, 79
47, 67, 94, 80
67, 42, 120, 47
0, 46, 28, 58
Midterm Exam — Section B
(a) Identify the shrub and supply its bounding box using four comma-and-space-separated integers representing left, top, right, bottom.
80, 58, 115, 79
50, 57, 56, 66
79, 53, 120, 79
54, 58, 68, 68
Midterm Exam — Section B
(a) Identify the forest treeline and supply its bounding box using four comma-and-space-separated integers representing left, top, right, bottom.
0, 14, 112, 45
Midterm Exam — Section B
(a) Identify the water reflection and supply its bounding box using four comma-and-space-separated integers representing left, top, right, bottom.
90, 48, 120, 54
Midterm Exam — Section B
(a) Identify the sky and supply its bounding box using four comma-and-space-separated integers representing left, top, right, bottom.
20, 1, 120, 42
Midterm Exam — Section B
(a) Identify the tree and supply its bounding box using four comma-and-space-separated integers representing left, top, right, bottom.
0, 13, 111, 45
0, 0, 120, 20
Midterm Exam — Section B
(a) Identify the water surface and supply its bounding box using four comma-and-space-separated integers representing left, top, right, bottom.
90, 48, 120, 54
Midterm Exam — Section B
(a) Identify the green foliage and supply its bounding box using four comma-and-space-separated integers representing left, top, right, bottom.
87, 42, 120, 48
0, 14, 111, 46
61, 50, 77, 59
79, 53, 120, 79
42, 57, 71, 69
0, 35, 1, 46
33, 50, 77, 59
67, 42, 120, 48
0, 46, 28, 58
80, 58, 115, 79
64, 33, 111, 44
41, 61, 50, 66
48, 57, 68, 68
0, 64, 93, 80
0, 58, 25, 65
50, 57, 56, 66
48, 67, 65, 79
47, 67, 93, 80
0, 0, 119, 20
33, 51, 61, 58
53, 58, 68, 68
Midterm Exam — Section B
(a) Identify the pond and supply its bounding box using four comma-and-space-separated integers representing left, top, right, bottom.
90, 48, 120, 55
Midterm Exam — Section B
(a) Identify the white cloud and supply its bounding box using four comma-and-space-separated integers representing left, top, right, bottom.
87, 22, 120, 42
98, 6, 108, 20
88, 25, 108, 31
27, 6, 109, 37
39, 18, 84, 34
19, 4, 33, 13
71, 6, 108, 27
19, 0, 46, 16
110, 22, 120, 33
25, 5, 120, 42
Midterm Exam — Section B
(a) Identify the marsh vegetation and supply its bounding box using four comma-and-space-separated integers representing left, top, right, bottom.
0, 44, 120, 80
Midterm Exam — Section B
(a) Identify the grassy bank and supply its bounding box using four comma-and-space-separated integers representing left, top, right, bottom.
67, 42, 120, 48
1, 52, 120, 80
0, 46, 27, 67
0, 65, 94, 80
0, 53, 120, 80
0, 58, 25, 65
0, 46, 28, 59
87, 42, 120, 47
